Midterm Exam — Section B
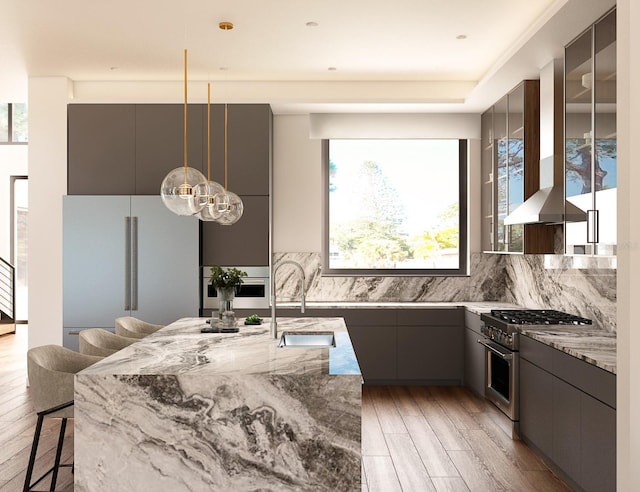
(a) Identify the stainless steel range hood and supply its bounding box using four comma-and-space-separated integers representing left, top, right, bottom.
504, 156, 586, 225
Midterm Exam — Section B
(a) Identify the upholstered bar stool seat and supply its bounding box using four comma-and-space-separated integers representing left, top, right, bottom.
79, 328, 138, 357
114, 316, 164, 339
25, 345, 102, 491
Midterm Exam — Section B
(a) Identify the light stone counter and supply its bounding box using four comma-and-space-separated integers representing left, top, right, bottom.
276, 301, 523, 315
519, 325, 616, 374
75, 317, 362, 491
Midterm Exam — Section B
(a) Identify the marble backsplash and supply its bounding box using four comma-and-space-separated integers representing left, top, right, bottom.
273, 252, 617, 332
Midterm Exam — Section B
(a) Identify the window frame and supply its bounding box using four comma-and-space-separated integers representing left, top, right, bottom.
321, 138, 468, 277
0, 103, 28, 145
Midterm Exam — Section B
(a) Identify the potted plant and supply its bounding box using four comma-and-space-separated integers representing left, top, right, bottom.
209, 266, 247, 323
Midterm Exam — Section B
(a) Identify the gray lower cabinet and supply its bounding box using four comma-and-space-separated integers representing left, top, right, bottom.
519, 335, 616, 492
347, 325, 397, 382
63, 196, 199, 346
232, 307, 464, 384
520, 358, 553, 457
397, 325, 463, 383
552, 376, 582, 481
395, 308, 463, 384
463, 311, 486, 397
581, 391, 616, 492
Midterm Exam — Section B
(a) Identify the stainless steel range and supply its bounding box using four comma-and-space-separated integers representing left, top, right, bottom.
478, 309, 592, 437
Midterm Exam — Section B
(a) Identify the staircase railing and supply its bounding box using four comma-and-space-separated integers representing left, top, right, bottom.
0, 257, 15, 322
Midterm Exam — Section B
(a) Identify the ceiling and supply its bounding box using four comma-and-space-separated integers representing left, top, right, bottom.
0, 0, 615, 114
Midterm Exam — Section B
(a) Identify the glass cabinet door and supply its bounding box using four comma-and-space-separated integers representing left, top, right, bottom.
481, 108, 495, 251
565, 26, 594, 254
565, 8, 616, 256
593, 9, 616, 255
494, 95, 508, 252
507, 83, 525, 252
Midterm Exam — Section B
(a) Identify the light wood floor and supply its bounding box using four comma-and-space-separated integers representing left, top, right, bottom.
0, 326, 571, 491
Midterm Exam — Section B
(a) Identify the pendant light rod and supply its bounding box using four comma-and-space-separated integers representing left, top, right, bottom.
224, 103, 229, 190
183, 49, 188, 172
207, 83, 211, 180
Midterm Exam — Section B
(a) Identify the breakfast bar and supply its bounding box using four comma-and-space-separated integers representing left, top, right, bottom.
74, 317, 362, 491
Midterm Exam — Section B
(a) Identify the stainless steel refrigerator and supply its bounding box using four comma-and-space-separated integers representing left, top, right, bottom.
63, 195, 198, 349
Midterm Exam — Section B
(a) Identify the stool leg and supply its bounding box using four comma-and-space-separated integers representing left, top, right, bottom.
23, 414, 44, 492
49, 418, 67, 491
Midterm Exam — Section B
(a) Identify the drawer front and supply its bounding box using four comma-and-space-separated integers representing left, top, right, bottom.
553, 349, 616, 409
464, 311, 483, 334
397, 308, 464, 326
520, 335, 553, 372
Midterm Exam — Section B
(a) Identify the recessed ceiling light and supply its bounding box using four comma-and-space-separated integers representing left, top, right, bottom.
306, 21, 318, 27
456, 34, 467, 40
219, 21, 234, 31
219, 67, 229, 71
328, 67, 337, 71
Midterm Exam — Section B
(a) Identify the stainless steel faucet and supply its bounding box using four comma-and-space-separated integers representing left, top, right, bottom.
271, 260, 306, 339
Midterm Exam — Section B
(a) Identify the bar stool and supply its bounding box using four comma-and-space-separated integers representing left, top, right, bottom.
79, 328, 138, 357
24, 345, 102, 491
114, 316, 163, 339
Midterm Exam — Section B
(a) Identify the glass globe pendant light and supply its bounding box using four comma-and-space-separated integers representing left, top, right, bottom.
196, 82, 226, 221
160, 49, 208, 216
210, 103, 244, 225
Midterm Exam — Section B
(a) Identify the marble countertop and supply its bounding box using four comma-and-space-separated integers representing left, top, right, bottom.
80, 317, 361, 377
276, 301, 523, 315
519, 325, 616, 374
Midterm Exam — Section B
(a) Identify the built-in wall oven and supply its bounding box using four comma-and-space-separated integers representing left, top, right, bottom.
479, 309, 592, 438
201, 266, 270, 311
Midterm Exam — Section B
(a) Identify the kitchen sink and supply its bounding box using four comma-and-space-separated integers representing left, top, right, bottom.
278, 331, 336, 348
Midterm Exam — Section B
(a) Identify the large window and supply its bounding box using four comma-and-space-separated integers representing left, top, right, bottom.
0, 103, 28, 144
323, 139, 467, 276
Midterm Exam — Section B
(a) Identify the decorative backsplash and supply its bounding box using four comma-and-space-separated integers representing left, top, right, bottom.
273, 252, 617, 332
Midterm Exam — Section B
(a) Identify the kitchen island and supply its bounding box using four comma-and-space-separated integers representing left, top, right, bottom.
74, 317, 362, 491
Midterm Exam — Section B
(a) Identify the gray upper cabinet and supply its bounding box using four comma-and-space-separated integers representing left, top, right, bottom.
201, 195, 269, 266
68, 104, 205, 195
135, 104, 204, 195
208, 104, 272, 196
68, 104, 136, 195
201, 104, 272, 267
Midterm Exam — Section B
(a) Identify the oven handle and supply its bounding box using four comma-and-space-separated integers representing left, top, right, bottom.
477, 339, 513, 360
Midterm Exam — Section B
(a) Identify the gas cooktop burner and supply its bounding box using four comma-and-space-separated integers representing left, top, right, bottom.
489, 309, 592, 326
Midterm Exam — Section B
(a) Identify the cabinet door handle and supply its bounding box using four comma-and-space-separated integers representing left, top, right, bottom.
587, 209, 599, 244
131, 216, 138, 311
124, 216, 131, 311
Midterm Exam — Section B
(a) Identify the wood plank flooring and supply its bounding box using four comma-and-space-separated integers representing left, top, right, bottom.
361, 385, 572, 492
0, 327, 571, 491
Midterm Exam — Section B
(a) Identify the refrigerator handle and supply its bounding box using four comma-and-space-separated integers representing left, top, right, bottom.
131, 216, 138, 311
124, 216, 131, 311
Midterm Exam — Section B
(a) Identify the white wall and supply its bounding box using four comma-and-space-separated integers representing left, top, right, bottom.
273, 115, 322, 252
616, 0, 639, 488
27, 77, 71, 349
0, 145, 28, 261
273, 113, 483, 254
